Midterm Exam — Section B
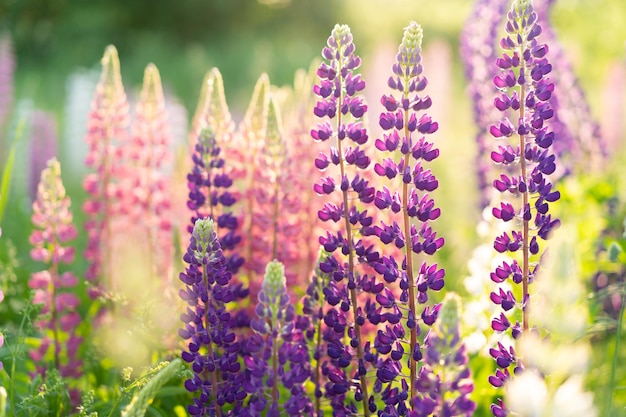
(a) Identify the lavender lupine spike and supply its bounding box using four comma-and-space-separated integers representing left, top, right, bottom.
82, 45, 130, 297
312, 24, 377, 416
417, 293, 475, 416
179, 217, 246, 416
242, 260, 313, 416
28, 158, 83, 402
371, 21, 447, 415
0, 33, 15, 131
28, 110, 58, 202
460, 0, 507, 211
533, 0, 607, 171
488, 1, 561, 415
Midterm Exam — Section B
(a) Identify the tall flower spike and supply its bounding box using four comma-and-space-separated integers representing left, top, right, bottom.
28, 110, 58, 202
312, 23, 376, 416
82, 45, 130, 297
460, 0, 508, 211
533, 0, 607, 172
371, 22, 446, 415
247, 95, 304, 301
489, 1, 561, 414
417, 293, 475, 416
28, 158, 82, 400
125, 63, 173, 283
238, 74, 271, 285
0, 33, 15, 131
302, 248, 333, 417
179, 217, 246, 416
243, 260, 313, 416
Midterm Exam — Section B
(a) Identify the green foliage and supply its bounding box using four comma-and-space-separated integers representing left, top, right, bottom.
0, 119, 24, 227
121, 359, 182, 417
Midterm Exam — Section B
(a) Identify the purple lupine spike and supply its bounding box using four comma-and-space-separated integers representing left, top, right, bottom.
188, 126, 246, 285
242, 260, 313, 416
412, 293, 475, 416
371, 21, 448, 414
312, 23, 377, 416
28, 158, 82, 405
488, 1, 561, 415
179, 217, 246, 416
533, 0, 607, 172
460, 0, 508, 211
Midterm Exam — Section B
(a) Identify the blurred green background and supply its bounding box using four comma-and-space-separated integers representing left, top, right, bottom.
2, 0, 624, 114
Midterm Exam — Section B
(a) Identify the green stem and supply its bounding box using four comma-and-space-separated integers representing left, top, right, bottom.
607, 265, 626, 416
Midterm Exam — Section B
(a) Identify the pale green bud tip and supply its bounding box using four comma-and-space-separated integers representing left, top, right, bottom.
439, 292, 462, 330
192, 218, 216, 242
198, 126, 216, 148
402, 21, 423, 52
262, 259, 286, 296
513, 0, 532, 13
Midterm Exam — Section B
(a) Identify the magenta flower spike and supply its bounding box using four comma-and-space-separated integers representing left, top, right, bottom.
312, 23, 377, 416
28, 158, 82, 385
488, 1, 561, 414
126, 63, 174, 283
82, 45, 130, 296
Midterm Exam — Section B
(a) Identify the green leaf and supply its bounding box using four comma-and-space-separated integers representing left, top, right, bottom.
0, 119, 25, 226
121, 359, 182, 417
608, 241, 623, 263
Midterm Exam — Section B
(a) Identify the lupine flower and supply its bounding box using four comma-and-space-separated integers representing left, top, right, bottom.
82, 45, 130, 297
179, 217, 247, 416
188, 126, 245, 278
416, 293, 475, 416
283, 66, 333, 282
0, 33, 15, 131
488, 1, 561, 414
533, 0, 607, 172
460, 0, 508, 211
246, 95, 304, 300
28, 111, 58, 202
124, 63, 173, 283
312, 23, 377, 416
28, 157, 82, 402
237, 74, 271, 284
242, 260, 312, 416
301, 248, 333, 416
370, 21, 446, 415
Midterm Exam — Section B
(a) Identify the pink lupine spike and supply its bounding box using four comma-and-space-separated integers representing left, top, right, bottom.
82, 45, 130, 296
29, 157, 83, 387
124, 63, 174, 284
247, 96, 305, 301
